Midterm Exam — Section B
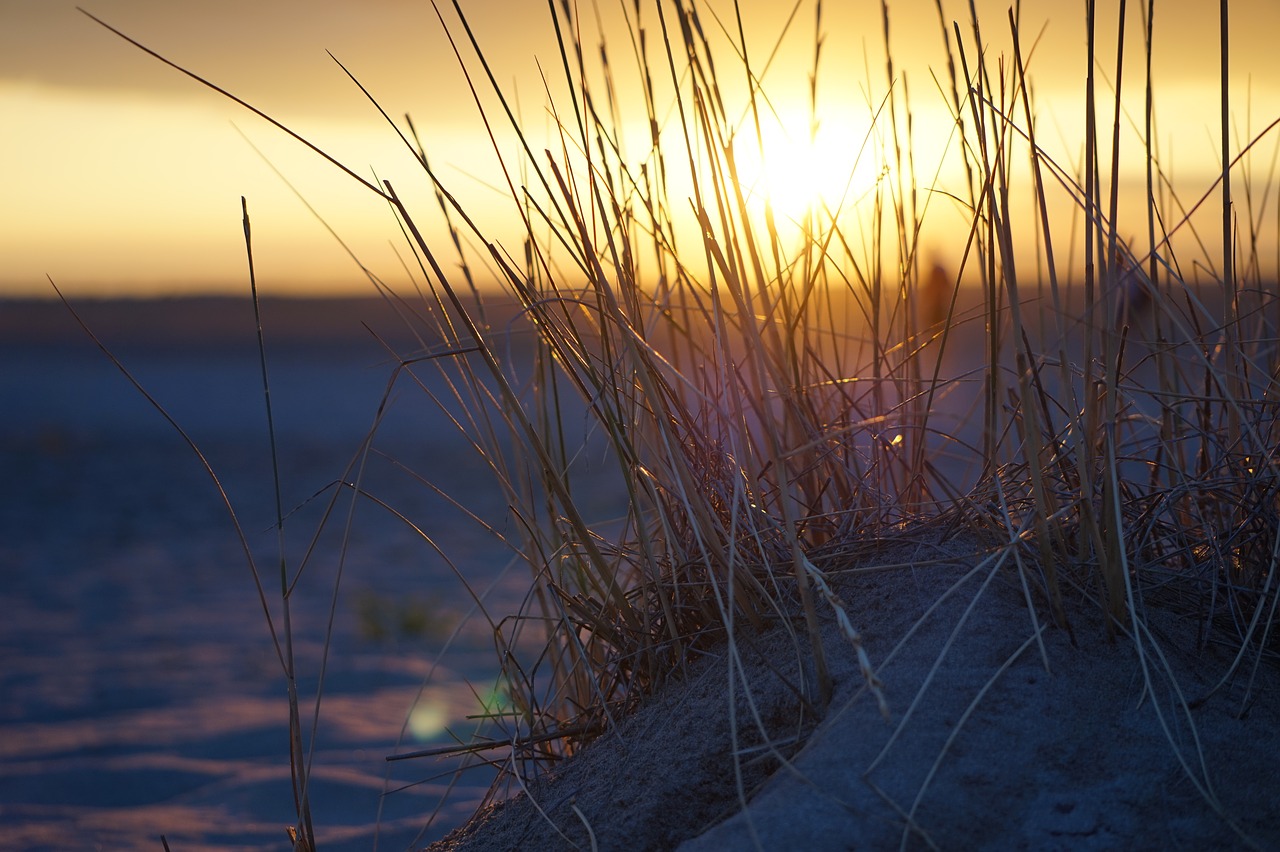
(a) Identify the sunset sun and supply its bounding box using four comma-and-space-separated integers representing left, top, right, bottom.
729, 117, 879, 228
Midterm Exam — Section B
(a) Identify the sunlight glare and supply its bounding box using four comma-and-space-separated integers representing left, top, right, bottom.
730, 117, 877, 229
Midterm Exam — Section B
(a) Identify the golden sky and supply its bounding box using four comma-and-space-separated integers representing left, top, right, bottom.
3, 0, 1278, 297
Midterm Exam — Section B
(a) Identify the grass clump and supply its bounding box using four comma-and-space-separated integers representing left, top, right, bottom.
81, 0, 1280, 846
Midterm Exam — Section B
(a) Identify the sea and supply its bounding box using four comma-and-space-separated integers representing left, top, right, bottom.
0, 297, 541, 851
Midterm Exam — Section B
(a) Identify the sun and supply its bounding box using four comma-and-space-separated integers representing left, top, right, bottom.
729, 117, 875, 228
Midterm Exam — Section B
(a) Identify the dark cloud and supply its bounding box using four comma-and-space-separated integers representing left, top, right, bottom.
7, 1, 1276, 108
1, 1, 555, 120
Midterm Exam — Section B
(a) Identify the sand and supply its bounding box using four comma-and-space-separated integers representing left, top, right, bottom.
9, 301, 1276, 849
429, 531, 1280, 851
1, 336, 512, 850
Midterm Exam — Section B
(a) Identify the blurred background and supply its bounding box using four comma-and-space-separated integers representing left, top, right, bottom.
3, 0, 1278, 297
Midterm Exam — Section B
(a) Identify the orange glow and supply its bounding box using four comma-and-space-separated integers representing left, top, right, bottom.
1, 81, 500, 296
729, 112, 884, 231
2, 1, 1278, 297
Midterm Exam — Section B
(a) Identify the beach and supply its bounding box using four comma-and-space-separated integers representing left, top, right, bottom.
5, 295, 1277, 851
0, 298, 526, 849
432, 531, 1280, 851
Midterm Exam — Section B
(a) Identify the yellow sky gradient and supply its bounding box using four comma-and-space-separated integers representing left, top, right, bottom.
3, 0, 1278, 297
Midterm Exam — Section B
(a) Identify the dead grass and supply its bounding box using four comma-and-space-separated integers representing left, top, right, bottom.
77, 0, 1280, 847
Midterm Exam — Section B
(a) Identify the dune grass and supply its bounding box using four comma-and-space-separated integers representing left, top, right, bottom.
77, 0, 1280, 847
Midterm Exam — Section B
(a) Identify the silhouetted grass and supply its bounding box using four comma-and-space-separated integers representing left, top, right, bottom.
78, 1, 1280, 846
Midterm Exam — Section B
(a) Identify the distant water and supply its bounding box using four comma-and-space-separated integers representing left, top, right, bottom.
0, 303, 544, 850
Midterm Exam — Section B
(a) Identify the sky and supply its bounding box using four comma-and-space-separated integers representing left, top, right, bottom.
3, 0, 1279, 298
